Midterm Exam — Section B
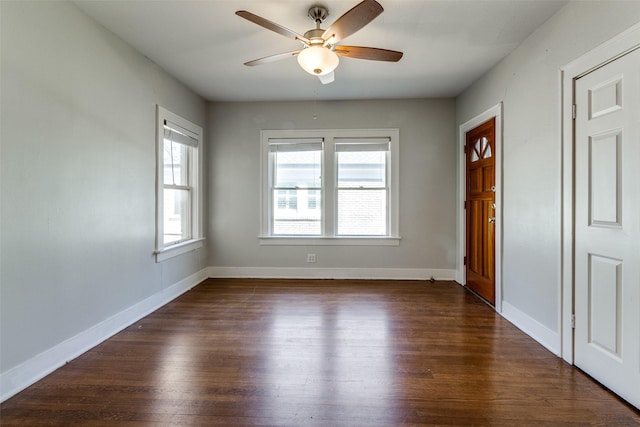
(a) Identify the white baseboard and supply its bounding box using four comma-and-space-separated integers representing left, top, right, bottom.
455, 269, 464, 285
501, 300, 561, 356
207, 266, 457, 281
0, 268, 209, 403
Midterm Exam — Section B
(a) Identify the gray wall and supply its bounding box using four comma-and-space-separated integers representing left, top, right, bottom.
0, 2, 207, 373
207, 99, 457, 272
456, 1, 640, 339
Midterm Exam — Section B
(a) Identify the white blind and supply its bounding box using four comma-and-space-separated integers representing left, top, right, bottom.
335, 137, 390, 152
268, 138, 323, 152
164, 120, 199, 147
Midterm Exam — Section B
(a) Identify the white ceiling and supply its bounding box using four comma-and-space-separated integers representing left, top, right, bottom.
74, 0, 567, 102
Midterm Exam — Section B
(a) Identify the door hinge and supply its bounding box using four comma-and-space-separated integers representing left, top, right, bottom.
572, 104, 576, 120
571, 314, 575, 329
464, 200, 467, 209
463, 256, 467, 266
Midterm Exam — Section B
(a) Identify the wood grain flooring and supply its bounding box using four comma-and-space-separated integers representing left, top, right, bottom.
1, 278, 639, 426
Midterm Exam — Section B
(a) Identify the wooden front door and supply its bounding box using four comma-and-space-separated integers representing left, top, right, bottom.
465, 118, 496, 304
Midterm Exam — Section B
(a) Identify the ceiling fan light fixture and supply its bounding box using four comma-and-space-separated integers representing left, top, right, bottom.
297, 45, 339, 76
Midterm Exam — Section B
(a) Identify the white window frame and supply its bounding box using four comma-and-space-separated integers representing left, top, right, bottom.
155, 105, 204, 262
260, 129, 400, 246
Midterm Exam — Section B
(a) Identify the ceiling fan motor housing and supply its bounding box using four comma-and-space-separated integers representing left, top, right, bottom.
303, 28, 325, 44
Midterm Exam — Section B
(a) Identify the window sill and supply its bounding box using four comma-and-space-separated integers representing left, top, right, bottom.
155, 238, 205, 262
258, 236, 401, 246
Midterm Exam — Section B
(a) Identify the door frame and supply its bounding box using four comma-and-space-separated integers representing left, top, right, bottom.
458, 103, 503, 313
560, 22, 640, 364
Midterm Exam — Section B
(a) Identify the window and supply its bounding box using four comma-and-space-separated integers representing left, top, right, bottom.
336, 140, 389, 236
155, 106, 203, 261
261, 129, 399, 245
270, 140, 323, 236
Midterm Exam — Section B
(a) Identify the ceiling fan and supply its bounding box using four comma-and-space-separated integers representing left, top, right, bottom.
235, 0, 403, 84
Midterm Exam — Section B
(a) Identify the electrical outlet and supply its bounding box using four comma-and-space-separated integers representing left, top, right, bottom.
307, 254, 317, 263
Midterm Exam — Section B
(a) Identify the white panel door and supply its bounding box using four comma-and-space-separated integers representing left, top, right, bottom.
574, 47, 640, 409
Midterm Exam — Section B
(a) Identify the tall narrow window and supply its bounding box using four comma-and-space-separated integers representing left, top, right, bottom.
269, 140, 323, 236
336, 139, 389, 236
163, 127, 193, 244
156, 106, 203, 261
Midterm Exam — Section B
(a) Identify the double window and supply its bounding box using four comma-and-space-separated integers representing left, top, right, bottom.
261, 129, 399, 244
155, 106, 203, 261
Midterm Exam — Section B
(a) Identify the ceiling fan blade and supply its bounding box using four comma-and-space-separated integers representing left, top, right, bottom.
318, 71, 335, 85
244, 50, 301, 67
236, 11, 309, 45
334, 46, 403, 62
321, 0, 383, 44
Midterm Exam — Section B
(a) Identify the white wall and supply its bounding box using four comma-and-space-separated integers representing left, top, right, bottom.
456, 1, 640, 352
0, 1, 207, 397
207, 99, 457, 277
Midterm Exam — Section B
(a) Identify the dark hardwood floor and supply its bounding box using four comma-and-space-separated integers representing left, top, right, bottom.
2, 278, 639, 426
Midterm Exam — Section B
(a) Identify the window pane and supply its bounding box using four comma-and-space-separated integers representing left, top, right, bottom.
337, 151, 386, 188
163, 188, 190, 244
164, 139, 189, 186
273, 189, 321, 235
274, 150, 322, 188
272, 145, 322, 235
337, 189, 387, 235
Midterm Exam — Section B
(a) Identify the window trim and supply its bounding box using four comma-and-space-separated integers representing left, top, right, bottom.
155, 106, 204, 262
260, 128, 400, 245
